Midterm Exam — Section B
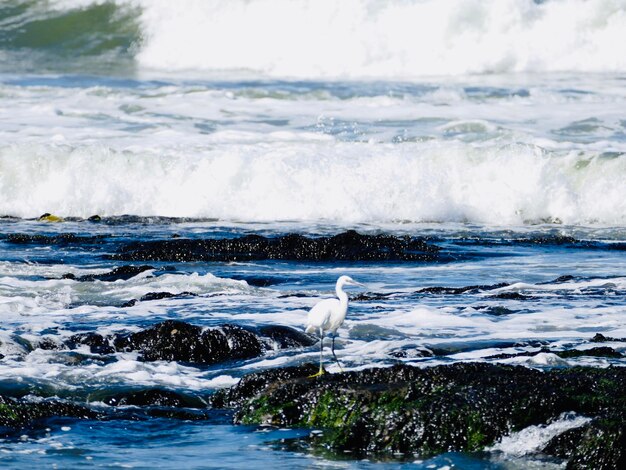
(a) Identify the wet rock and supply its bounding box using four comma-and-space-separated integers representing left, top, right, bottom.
218, 362, 626, 464
542, 415, 626, 469
4, 233, 105, 245
388, 346, 433, 359
257, 325, 317, 349
556, 347, 622, 359
102, 388, 207, 408
112, 321, 313, 364
34, 321, 315, 366
488, 292, 536, 300
65, 265, 155, 282
110, 230, 442, 262
565, 417, 626, 469
113, 320, 235, 364
0, 395, 99, 431
139, 291, 196, 302
230, 275, 286, 287
66, 332, 116, 355
473, 305, 517, 316
591, 333, 626, 343
486, 347, 623, 360
416, 282, 509, 295
37, 337, 62, 351
348, 324, 408, 340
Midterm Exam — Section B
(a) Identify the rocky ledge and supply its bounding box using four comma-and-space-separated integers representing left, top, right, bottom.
110, 230, 442, 262
212, 362, 625, 469
38, 320, 315, 365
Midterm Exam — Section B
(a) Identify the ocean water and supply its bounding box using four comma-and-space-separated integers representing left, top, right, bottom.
1, 0, 626, 468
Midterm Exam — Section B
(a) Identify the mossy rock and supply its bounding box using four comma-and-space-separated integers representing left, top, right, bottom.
222, 363, 626, 463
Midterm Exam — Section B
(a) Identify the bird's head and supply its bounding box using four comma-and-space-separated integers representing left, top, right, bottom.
337, 275, 365, 289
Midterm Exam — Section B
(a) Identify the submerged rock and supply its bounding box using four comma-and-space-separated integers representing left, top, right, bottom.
100, 388, 207, 408
485, 346, 623, 360
62, 265, 155, 282
214, 362, 626, 466
0, 395, 99, 432
110, 230, 442, 262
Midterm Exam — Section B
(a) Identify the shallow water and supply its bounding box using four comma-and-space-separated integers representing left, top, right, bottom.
0, 219, 624, 468
1, 0, 626, 468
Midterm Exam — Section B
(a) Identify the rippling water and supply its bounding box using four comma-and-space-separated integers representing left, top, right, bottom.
1, 0, 626, 468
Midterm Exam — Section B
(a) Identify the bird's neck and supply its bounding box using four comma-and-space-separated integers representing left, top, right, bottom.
336, 284, 349, 308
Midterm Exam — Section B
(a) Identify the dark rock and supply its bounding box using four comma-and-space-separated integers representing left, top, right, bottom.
217, 362, 626, 463
591, 333, 626, 343
257, 325, 317, 349
0, 395, 99, 431
113, 320, 232, 364
121, 299, 138, 308
388, 346, 433, 358
543, 424, 589, 459
139, 291, 196, 302
111, 321, 310, 364
416, 282, 509, 295
102, 388, 207, 408
110, 230, 442, 262
488, 292, 536, 300
5, 233, 104, 245
486, 347, 622, 360
87, 215, 101, 222
231, 275, 286, 287
68, 265, 155, 282
474, 305, 517, 316
565, 416, 626, 469
350, 292, 397, 301
66, 332, 115, 355
348, 324, 408, 340
556, 347, 622, 359
37, 337, 62, 350
34, 321, 316, 366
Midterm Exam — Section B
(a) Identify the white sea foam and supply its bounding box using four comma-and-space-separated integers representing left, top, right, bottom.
38, 0, 626, 78
131, 0, 626, 78
489, 412, 592, 456
1, 141, 625, 225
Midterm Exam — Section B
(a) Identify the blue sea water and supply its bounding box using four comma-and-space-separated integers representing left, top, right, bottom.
1, 1, 626, 468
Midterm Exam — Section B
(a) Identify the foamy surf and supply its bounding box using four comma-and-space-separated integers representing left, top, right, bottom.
1, 141, 625, 225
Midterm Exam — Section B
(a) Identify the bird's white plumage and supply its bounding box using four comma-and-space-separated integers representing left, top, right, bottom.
306, 298, 342, 334
304, 275, 365, 376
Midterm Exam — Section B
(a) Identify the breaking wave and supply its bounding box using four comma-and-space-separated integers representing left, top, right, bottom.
1, 142, 625, 225
2, 0, 626, 77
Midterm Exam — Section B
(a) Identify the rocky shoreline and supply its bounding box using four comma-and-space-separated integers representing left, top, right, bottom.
212, 362, 625, 468
1, 321, 624, 468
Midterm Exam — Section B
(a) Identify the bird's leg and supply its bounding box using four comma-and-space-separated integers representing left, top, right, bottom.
308, 330, 325, 378
331, 334, 344, 373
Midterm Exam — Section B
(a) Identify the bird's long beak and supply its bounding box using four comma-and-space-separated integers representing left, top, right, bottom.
350, 281, 366, 288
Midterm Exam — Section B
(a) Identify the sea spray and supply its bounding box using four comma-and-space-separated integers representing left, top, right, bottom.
1, 142, 625, 225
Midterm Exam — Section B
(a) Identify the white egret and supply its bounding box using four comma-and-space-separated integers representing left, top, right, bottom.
305, 275, 365, 377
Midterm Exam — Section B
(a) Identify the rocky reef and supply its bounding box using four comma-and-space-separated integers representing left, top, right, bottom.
110, 230, 443, 262
212, 362, 626, 469
39, 320, 316, 365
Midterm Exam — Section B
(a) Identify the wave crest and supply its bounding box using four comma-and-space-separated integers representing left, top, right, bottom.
1, 142, 625, 225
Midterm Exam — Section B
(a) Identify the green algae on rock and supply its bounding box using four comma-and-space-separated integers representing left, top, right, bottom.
213, 362, 626, 466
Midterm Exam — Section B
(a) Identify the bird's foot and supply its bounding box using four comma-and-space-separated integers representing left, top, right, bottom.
308, 367, 325, 378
